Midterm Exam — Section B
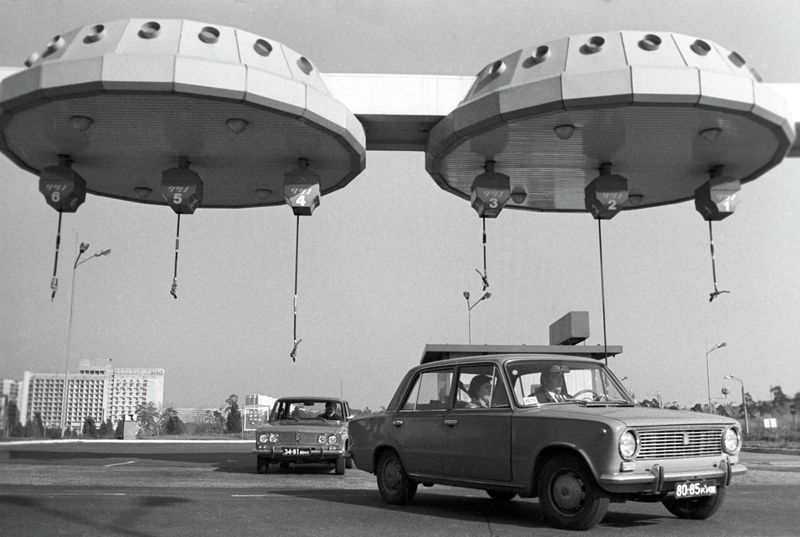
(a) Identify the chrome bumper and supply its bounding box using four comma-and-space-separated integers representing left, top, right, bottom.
599, 457, 747, 493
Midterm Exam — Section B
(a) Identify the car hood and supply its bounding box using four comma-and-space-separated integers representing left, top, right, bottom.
524, 404, 738, 428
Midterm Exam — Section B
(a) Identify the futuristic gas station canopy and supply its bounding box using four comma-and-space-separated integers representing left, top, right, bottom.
0, 20, 797, 214
0, 19, 366, 209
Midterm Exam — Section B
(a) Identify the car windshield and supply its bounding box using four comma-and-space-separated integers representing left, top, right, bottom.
269, 400, 344, 421
504, 359, 632, 407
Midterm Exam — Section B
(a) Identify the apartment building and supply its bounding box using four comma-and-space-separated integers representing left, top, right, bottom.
15, 359, 164, 431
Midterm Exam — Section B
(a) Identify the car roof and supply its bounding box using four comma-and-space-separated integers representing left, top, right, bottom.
274, 396, 347, 403
420, 344, 622, 364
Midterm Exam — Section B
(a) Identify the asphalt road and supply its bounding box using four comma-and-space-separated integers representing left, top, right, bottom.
1, 441, 799, 536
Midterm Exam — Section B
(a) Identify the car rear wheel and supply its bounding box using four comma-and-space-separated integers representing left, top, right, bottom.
662, 487, 726, 519
376, 450, 418, 505
256, 457, 269, 474
537, 453, 609, 530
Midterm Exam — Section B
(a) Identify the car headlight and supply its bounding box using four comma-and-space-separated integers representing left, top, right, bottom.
258, 434, 268, 443
618, 430, 638, 460
268, 433, 279, 443
327, 434, 338, 445
723, 426, 741, 454
318, 434, 327, 444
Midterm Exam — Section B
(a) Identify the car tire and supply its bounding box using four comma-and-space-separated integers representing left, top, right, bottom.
376, 450, 418, 505
256, 457, 269, 474
335, 455, 346, 475
537, 453, 609, 530
662, 487, 726, 519
486, 490, 517, 501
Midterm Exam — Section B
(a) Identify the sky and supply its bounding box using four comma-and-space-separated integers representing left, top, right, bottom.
1, 0, 799, 412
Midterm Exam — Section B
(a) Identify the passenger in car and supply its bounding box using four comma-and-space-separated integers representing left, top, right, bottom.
467, 375, 493, 408
535, 369, 570, 403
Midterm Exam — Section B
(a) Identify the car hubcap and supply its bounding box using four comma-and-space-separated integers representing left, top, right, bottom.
552, 472, 585, 512
384, 460, 401, 490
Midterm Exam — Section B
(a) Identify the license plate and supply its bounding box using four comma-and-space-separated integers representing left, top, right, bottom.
283, 448, 311, 456
675, 480, 717, 498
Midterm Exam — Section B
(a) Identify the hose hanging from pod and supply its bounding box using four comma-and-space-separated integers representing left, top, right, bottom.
38, 154, 87, 301
171, 214, 181, 299
475, 217, 489, 291
585, 162, 629, 364
284, 158, 321, 361
290, 215, 302, 362
694, 166, 741, 302
50, 212, 63, 301
160, 157, 203, 300
469, 160, 510, 292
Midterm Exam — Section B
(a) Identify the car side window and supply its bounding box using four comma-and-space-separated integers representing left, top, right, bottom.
401, 369, 453, 411
455, 365, 509, 409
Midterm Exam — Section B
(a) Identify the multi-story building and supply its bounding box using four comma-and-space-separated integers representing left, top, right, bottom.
15, 359, 164, 432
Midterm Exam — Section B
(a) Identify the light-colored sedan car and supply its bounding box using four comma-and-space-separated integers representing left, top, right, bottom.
349, 348, 745, 530
253, 397, 352, 475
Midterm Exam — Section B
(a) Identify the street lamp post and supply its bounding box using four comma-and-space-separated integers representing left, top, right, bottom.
724, 374, 750, 435
60, 241, 111, 436
463, 290, 491, 344
705, 341, 726, 414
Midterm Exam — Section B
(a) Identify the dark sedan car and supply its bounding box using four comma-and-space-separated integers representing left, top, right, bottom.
349, 346, 745, 530
253, 397, 352, 475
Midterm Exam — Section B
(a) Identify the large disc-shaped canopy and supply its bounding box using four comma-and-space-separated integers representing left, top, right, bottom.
425, 31, 795, 213
0, 19, 366, 208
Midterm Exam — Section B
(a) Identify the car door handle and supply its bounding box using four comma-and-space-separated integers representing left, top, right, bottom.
392, 419, 404, 427
444, 419, 458, 427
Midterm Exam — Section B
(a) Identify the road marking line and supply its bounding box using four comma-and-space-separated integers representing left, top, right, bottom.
104, 460, 137, 467
231, 494, 272, 497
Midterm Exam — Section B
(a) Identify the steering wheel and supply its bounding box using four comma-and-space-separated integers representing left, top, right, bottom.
572, 389, 603, 401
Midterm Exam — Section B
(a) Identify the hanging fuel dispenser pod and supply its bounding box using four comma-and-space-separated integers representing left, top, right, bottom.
160, 157, 203, 299
584, 163, 629, 220
39, 154, 87, 300
585, 163, 629, 361
284, 158, 321, 361
694, 166, 741, 302
469, 160, 510, 291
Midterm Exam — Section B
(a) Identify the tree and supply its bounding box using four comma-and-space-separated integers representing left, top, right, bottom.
82, 416, 97, 438
771, 385, 788, 410
225, 394, 242, 434
136, 401, 161, 437
99, 418, 115, 439
161, 407, 185, 435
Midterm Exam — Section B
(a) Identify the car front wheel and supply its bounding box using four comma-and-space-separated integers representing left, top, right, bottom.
662, 487, 726, 519
537, 453, 609, 530
335, 455, 346, 475
256, 457, 269, 474
376, 450, 418, 505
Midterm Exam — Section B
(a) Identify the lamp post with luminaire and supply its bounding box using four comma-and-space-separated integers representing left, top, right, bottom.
705, 341, 726, 414
59, 241, 111, 436
463, 290, 491, 344
724, 374, 750, 435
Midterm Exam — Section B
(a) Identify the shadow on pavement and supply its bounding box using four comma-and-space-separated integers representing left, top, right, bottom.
266, 487, 668, 530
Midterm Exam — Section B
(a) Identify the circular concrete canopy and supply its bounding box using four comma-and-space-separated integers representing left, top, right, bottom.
426, 31, 796, 213
0, 19, 366, 209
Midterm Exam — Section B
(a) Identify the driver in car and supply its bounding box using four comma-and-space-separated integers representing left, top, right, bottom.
318, 402, 342, 420
535, 368, 571, 403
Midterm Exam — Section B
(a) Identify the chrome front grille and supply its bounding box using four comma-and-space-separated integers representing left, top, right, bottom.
636, 428, 722, 459
276, 431, 321, 445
